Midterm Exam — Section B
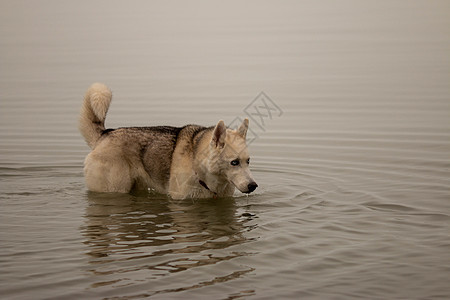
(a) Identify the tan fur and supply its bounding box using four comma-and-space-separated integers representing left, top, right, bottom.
79, 83, 257, 199
79, 83, 112, 149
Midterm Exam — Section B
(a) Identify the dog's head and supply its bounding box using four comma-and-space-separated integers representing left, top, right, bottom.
206, 118, 258, 194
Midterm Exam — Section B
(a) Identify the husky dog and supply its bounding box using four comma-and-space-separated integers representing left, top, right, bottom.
79, 83, 257, 199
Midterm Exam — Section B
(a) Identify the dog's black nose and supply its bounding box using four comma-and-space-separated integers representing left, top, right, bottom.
247, 182, 258, 193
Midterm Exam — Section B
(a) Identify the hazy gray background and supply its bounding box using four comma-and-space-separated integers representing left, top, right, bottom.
1, 1, 449, 299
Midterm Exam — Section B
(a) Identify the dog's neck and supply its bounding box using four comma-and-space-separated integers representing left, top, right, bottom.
193, 154, 215, 194
196, 174, 235, 198
196, 170, 217, 195
195, 169, 232, 197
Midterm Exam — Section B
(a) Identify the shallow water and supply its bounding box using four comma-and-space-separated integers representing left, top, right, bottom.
1, 1, 450, 299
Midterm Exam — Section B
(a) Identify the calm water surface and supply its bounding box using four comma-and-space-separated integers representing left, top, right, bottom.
1, 1, 449, 299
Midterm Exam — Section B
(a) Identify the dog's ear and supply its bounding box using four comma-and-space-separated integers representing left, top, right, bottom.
211, 120, 227, 148
237, 118, 249, 139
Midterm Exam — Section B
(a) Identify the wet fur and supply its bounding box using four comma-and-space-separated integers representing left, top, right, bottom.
79, 83, 257, 199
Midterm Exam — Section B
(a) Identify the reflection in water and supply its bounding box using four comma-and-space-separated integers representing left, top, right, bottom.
81, 192, 257, 296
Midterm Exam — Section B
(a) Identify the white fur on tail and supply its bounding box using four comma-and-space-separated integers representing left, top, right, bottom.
79, 83, 112, 149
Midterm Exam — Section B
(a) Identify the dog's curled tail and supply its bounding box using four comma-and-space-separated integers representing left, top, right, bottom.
79, 83, 112, 148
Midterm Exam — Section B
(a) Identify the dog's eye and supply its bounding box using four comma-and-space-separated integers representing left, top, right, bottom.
230, 159, 240, 166
247, 158, 250, 165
